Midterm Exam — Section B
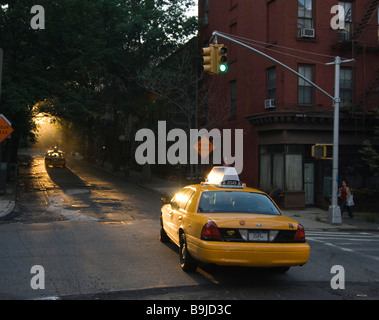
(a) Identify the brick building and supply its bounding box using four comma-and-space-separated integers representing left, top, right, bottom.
198, 0, 379, 209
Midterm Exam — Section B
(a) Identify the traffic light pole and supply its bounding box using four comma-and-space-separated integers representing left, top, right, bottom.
212, 31, 354, 224
327, 57, 342, 224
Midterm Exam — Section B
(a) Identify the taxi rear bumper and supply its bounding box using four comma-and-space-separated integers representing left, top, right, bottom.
188, 236, 310, 267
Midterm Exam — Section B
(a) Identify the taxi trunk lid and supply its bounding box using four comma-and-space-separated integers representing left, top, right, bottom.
201, 213, 299, 230
200, 213, 304, 243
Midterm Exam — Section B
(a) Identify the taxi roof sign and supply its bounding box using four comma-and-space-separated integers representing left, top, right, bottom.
204, 166, 243, 188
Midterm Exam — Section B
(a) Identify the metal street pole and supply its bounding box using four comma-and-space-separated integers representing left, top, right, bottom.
325, 56, 354, 224
328, 56, 342, 224
212, 31, 354, 224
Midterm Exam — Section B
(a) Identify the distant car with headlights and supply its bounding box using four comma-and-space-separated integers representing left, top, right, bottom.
160, 167, 310, 273
44, 148, 66, 168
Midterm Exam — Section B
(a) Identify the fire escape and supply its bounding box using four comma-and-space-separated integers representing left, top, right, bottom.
353, 0, 379, 40
354, 0, 379, 113
331, 0, 379, 134
359, 69, 379, 112
332, 0, 379, 117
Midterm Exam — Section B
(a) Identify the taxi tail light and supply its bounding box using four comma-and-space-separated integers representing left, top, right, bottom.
201, 221, 223, 241
293, 224, 306, 242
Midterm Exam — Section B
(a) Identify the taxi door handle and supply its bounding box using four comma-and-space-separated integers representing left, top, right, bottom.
178, 216, 183, 221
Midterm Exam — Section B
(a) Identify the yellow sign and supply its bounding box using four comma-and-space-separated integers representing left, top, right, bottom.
0, 115, 14, 143
193, 136, 214, 159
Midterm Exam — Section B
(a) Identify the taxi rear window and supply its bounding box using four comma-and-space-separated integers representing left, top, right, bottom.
197, 191, 281, 215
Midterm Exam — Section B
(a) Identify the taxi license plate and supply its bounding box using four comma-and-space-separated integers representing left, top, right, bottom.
249, 230, 268, 242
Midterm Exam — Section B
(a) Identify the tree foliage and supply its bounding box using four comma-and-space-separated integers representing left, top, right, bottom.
360, 140, 379, 176
0, 0, 197, 159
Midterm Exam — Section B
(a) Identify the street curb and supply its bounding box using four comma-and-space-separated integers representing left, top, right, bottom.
0, 200, 15, 218
74, 156, 379, 232
0, 164, 17, 219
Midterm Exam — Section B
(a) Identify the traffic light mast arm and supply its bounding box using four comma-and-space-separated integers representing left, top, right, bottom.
212, 31, 335, 101
212, 30, 354, 224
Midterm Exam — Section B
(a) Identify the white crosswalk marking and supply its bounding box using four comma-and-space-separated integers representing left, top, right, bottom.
307, 231, 379, 261
307, 231, 379, 240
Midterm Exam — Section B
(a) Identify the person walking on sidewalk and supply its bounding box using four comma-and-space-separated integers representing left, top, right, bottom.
339, 180, 354, 219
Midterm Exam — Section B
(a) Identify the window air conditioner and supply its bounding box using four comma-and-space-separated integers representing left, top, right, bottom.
264, 99, 276, 109
299, 28, 315, 38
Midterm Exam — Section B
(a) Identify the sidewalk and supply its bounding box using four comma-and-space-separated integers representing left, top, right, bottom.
1, 154, 379, 232
89, 158, 379, 232
137, 178, 379, 231
0, 192, 15, 218
0, 169, 16, 219
283, 207, 379, 231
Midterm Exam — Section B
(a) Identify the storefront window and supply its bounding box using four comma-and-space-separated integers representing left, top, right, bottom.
285, 154, 303, 191
259, 145, 303, 192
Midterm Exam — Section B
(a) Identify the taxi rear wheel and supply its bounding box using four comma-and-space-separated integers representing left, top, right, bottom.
272, 266, 290, 273
179, 233, 197, 272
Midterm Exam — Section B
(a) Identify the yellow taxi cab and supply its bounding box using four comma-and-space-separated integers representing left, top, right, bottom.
44, 147, 66, 168
160, 167, 310, 272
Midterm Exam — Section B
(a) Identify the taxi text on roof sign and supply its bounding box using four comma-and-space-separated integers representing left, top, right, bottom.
204, 166, 243, 188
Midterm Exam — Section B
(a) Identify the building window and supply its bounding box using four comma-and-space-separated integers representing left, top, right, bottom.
298, 0, 313, 29
203, 0, 209, 25
260, 153, 272, 192
260, 145, 285, 192
259, 145, 302, 192
230, 80, 237, 118
338, 1, 353, 41
285, 155, 303, 191
298, 64, 314, 106
340, 67, 353, 107
267, 67, 276, 100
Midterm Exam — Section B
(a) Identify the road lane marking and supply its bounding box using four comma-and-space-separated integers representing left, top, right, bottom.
196, 267, 220, 285
307, 232, 379, 261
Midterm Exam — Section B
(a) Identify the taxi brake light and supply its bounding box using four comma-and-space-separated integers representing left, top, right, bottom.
201, 221, 223, 241
293, 224, 306, 242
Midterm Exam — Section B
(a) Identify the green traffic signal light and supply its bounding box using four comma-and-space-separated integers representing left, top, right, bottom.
219, 63, 228, 73
217, 45, 228, 74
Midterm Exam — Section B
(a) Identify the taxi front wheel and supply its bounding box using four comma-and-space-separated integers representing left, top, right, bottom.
179, 233, 197, 272
160, 216, 170, 243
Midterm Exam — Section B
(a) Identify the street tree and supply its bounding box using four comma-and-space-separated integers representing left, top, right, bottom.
0, 0, 197, 166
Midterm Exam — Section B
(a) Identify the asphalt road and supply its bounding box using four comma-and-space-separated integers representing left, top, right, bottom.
0, 153, 378, 301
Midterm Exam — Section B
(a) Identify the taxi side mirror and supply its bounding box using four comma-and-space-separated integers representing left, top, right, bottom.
161, 197, 170, 204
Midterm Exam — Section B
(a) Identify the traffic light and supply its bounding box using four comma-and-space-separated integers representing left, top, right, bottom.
216, 44, 228, 73
312, 144, 327, 159
202, 44, 228, 74
202, 45, 217, 74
